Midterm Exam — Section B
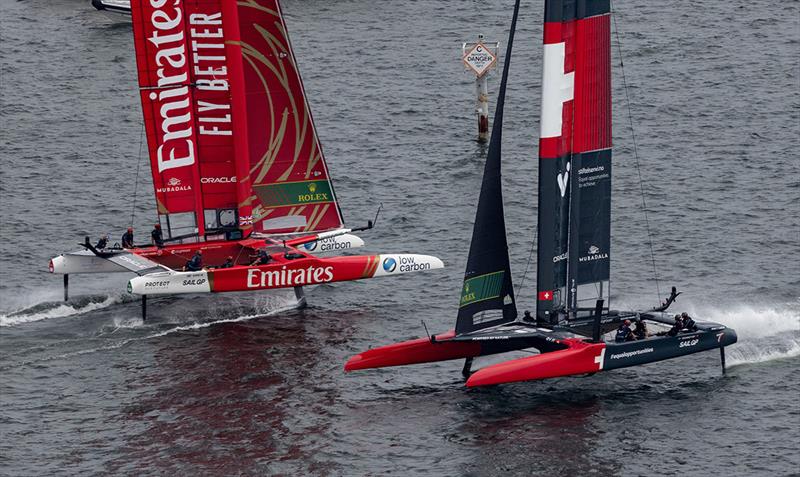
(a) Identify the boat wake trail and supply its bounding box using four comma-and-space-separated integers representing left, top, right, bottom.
699, 302, 800, 367
5, 293, 303, 369
0, 294, 125, 327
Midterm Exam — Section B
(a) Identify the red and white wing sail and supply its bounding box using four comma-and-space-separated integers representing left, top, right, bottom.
238, 0, 344, 234
131, 0, 343, 238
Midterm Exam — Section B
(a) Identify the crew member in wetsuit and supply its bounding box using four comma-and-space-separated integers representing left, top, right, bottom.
184, 250, 203, 271
251, 249, 272, 266
95, 234, 109, 250
522, 310, 534, 323
121, 227, 134, 249
633, 318, 649, 340
220, 256, 235, 269
681, 312, 697, 331
615, 320, 635, 342
667, 314, 684, 336
151, 223, 164, 248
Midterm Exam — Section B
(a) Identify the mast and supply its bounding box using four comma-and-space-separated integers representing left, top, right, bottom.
455, 0, 521, 335
535, 0, 612, 323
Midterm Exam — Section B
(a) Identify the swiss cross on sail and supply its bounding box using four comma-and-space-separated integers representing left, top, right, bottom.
535, 0, 612, 323
131, 0, 343, 239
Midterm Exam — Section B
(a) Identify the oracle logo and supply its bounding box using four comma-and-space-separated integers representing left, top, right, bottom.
200, 176, 236, 184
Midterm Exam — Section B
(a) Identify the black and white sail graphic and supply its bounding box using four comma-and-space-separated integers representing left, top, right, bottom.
535, 0, 612, 321
455, 0, 521, 335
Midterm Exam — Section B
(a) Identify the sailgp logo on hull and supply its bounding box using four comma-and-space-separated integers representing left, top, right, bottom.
557, 162, 571, 197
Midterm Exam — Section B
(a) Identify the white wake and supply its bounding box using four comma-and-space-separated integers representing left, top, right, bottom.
0, 295, 122, 327
692, 302, 800, 367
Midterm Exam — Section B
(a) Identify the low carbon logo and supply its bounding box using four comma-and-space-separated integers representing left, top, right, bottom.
382, 257, 397, 272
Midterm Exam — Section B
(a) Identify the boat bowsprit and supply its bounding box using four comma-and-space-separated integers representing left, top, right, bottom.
344, 0, 737, 386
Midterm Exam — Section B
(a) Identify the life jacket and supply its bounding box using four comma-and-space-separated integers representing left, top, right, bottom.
615, 325, 631, 342
684, 317, 697, 330
151, 228, 163, 246
186, 255, 202, 271
121, 232, 134, 248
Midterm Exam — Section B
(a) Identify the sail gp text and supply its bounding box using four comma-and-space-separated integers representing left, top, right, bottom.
143, 2, 233, 173
246, 266, 334, 288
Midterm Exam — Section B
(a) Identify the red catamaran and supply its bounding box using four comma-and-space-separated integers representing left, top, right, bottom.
345, 0, 737, 386
49, 0, 443, 317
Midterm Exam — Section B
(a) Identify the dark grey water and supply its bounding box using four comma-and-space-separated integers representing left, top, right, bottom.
1, 0, 799, 475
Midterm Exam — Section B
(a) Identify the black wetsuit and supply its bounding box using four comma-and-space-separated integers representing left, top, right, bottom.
151, 228, 164, 248
633, 321, 648, 340
667, 319, 684, 337
683, 316, 697, 331
254, 252, 271, 265
220, 259, 234, 269
96, 237, 108, 249
615, 324, 633, 342
121, 231, 134, 249
185, 254, 203, 271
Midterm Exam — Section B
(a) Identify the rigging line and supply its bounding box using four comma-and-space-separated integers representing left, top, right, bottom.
517, 227, 537, 298
130, 120, 146, 228
610, 3, 661, 302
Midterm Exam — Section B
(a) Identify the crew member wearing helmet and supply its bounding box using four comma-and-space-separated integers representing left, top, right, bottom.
151, 223, 164, 248
681, 312, 697, 331
633, 318, 649, 340
615, 319, 635, 342
184, 250, 203, 271
250, 249, 272, 266
121, 227, 135, 249
95, 234, 110, 250
220, 256, 235, 269
667, 314, 684, 336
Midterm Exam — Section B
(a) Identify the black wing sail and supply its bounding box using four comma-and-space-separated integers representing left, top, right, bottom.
455, 0, 521, 335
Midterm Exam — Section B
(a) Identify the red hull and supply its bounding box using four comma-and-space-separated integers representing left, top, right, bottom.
344, 331, 481, 371
466, 339, 605, 387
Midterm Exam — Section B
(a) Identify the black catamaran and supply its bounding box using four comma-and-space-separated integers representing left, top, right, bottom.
345, 0, 737, 387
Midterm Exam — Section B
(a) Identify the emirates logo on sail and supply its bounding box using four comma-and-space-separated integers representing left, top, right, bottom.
143, 0, 196, 174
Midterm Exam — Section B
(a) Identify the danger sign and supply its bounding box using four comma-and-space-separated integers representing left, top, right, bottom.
463, 43, 497, 77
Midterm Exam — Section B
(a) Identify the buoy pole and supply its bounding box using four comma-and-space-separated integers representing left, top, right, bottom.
462, 35, 499, 143
476, 73, 490, 142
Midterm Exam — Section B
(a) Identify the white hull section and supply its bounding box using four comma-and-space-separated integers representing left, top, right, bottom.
50, 251, 129, 274
128, 271, 211, 295
299, 233, 365, 255
371, 254, 445, 277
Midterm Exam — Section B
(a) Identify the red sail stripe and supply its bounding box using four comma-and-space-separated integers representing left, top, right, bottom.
573, 15, 611, 154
